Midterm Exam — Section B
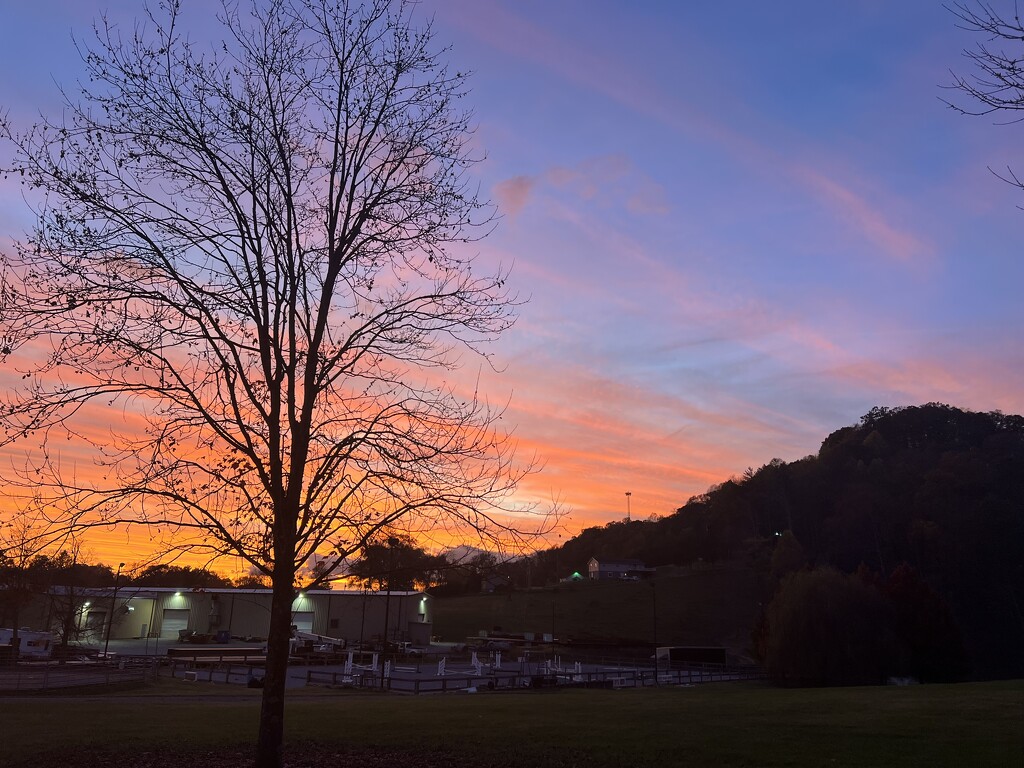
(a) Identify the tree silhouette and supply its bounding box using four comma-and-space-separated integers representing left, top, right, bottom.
131, 563, 232, 589
347, 534, 441, 591
0, 2, 548, 764
763, 567, 897, 687
947, 3, 1024, 196
31, 543, 115, 660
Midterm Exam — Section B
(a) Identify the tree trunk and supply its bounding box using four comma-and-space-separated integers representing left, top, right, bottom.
10, 604, 21, 661
255, 569, 296, 768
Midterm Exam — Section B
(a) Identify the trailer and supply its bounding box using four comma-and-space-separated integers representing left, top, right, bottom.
289, 629, 347, 659
0, 628, 56, 659
656, 646, 728, 667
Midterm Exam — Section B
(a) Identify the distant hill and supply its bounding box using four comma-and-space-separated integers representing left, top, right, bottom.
510, 404, 1024, 678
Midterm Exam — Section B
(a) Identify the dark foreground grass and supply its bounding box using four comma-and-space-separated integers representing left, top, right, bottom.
1, 680, 1021, 767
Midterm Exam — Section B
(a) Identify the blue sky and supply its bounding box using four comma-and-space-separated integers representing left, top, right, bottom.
2, 1, 1022, 550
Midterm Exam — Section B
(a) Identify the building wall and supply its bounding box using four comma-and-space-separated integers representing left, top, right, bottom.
292, 590, 431, 643
115, 596, 154, 638
65, 588, 432, 645
77, 593, 161, 641
153, 591, 209, 638
215, 592, 273, 638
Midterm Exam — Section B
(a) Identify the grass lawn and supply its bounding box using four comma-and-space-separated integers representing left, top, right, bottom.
1, 679, 1021, 767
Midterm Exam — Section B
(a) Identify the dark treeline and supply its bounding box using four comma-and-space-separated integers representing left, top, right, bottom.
514, 403, 1024, 680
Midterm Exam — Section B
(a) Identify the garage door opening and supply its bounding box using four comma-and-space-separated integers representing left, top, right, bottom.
161, 608, 190, 639
291, 611, 314, 633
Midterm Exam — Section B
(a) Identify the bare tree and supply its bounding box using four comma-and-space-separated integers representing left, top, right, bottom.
33, 540, 110, 661
947, 2, 1024, 189
0, 517, 43, 659
0, 1, 548, 764
0, 508, 75, 658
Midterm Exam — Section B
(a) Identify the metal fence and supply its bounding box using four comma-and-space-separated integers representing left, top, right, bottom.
305, 660, 766, 694
0, 660, 161, 692
0, 653, 764, 694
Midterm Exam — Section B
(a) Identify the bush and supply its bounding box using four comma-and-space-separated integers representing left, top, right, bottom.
764, 568, 897, 686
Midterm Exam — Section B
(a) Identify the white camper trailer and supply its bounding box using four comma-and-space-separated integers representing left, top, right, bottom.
0, 628, 55, 659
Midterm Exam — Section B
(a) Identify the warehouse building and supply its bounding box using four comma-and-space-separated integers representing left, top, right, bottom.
50, 586, 432, 647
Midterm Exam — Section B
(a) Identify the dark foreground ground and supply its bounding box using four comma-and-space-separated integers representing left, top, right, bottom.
3, 680, 1022, 768
41, 745, 497, 768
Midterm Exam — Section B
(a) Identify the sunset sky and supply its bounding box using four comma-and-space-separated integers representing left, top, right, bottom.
2, 1, 1023, 566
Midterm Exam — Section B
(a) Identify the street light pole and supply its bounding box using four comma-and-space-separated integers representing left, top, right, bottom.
103, 562, 125, 660
625, 491, 632, 521
651, 579, 658, 683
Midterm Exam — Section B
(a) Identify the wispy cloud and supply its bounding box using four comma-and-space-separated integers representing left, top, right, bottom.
796, 166, 933, 267
450, 0, 934, 271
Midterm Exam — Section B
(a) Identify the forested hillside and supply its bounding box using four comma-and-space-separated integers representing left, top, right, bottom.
520, 404, 1024, 678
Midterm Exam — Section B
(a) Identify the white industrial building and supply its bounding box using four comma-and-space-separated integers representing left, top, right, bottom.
50, 586, 432, 647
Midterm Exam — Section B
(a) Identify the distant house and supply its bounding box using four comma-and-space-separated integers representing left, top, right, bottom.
480, 572, 510, 593
587, 557, 654, 580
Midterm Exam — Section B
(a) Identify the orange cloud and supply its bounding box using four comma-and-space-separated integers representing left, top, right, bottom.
472, 351, 823, 529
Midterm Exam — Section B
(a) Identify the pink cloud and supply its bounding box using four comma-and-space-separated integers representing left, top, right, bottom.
796, 166, 933, 267
827, 351, 1024, 416
494, 175, 535, 217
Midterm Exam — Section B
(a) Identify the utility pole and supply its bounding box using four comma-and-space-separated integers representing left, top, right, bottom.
103, 562, 125, 660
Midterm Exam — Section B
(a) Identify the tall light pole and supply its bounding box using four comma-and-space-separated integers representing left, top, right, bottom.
651, 579, 659, 683
625, 491, 632, 521
103, 562, 125, 660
